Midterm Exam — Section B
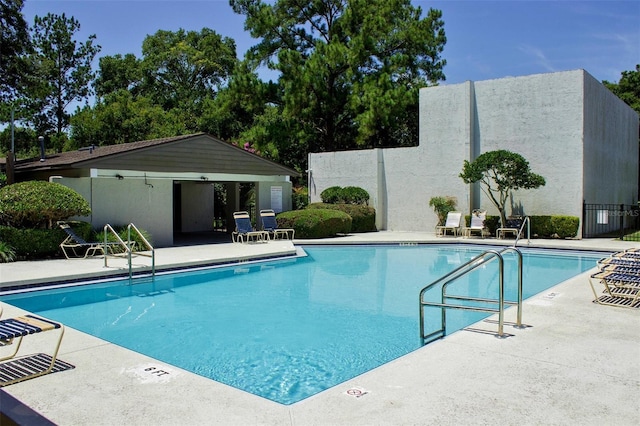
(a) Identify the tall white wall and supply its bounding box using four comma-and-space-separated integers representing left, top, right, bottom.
308, 70, 639, 236
471, 71, 585, 219
583, 72, 639, 204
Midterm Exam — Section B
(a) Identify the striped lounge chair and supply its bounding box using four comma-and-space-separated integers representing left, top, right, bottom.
0, 314, 65, 386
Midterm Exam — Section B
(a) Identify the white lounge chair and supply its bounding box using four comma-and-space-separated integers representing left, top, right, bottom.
435, 212, 462, 237
463, 210, 488, 238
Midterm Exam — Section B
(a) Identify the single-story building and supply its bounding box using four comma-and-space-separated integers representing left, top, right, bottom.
9, 133, 300, 247
308, 69, 639, 237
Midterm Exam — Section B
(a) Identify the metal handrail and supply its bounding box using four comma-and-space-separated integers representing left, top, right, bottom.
127, 223, 155, 280
102, 223, 155, 281
103, 224, 131, 269
514, 216, 531, 246
419, 247, 523, 345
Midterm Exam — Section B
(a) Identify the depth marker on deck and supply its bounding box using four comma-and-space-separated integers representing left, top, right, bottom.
345, 387, 370, 398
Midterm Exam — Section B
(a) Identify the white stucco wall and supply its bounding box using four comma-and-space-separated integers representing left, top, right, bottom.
583, 72, 639, 204
308, 70, 639, 236
52, 176, 174, 247
470, 71, 585, 219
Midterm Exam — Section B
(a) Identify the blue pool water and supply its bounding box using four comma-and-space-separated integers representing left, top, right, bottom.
1, 245, 600, 404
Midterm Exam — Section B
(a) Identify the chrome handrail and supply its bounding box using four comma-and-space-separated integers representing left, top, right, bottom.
102, 223, 155, 281
103, 224, 131, 270
419, 247, 523, 345
127, 223, 155, 280
514, 216, 531, 246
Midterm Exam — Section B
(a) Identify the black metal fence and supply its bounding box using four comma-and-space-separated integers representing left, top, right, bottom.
583, 202, 640, 240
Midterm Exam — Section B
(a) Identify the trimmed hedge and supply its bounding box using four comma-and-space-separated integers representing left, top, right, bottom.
0, 181, 91, 228
320, 186, 370, 205
307, 203, 376, 233
463, 214, 580, 238
1, 221, 90, 259
0, 226, 65, 259
550, 216, 580, 238
276, 209, 352, 238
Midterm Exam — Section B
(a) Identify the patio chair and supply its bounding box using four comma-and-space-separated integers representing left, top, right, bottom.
463, 210, 488, 238
496, 216, 523, 239
59, 223, 117, 259
612, 249, 640, 261
260, 210, 295, 240
597, 256, 640, 269
435, 212, 462, 237
589, 270, 640, 308
0, 314, 65, 386
232, 211, 269, 243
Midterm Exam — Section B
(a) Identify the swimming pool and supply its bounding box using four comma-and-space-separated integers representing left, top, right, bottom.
0, 244, 600, 405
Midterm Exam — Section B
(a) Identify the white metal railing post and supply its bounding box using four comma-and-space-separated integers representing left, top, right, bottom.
127, 223, 155, 279
102, 224, 131, 273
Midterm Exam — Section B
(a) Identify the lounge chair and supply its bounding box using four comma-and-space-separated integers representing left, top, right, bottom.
612, 250, 640, 261
463, 210, 488, 238
232, 211, 269, 243
59, 223, 117, 259
435, 212, 462, 237
496, 216, 523, 239
260, 210, 295, 240
0, 314, 65, 386
597, 256, 640, 269
589, 270, 640, 308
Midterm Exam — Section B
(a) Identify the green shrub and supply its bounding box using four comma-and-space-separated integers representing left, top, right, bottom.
483, 216, 500, 236
550, 216, 580, 238
320, 186, 343, 204
429, 196, 457, 226
320, 186, 370, 205
292, 186, 309, 210
341, 186, 370, 205
463, 214, 579, 238
0, 241, 16, 262
307, 203, 376, 232
529, 216, 553, 238
0, 225, 66, 259
0, 181, 91, 228
276, 209, 352, 238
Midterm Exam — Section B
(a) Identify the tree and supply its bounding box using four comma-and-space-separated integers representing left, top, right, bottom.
198, 61, 276, 141
70, 28, 238, 146
231, 0, 446, 155
0, 180, 91, 229
25, 13, 100, 147
69, 90, 186, 149
603, 65, 640, 114
0, 0, 31, 103
139, 28, 237, 130
94, 53, 144, 99
459, 150, 546, 228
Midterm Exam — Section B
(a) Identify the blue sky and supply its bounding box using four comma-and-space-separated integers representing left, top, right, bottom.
21, 0, 640, 85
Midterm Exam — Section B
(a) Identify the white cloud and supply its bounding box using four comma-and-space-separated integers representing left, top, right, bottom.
517, 44, 557, 72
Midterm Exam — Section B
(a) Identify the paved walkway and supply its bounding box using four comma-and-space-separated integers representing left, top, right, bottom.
0, 232, 639, 425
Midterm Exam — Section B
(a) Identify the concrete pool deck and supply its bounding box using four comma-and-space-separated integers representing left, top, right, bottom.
0, 232, 638, 425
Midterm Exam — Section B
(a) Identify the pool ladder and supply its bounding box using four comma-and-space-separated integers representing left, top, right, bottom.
514, 216, 531, 247
419, 247, 524, 345
103, 223, 155, 281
